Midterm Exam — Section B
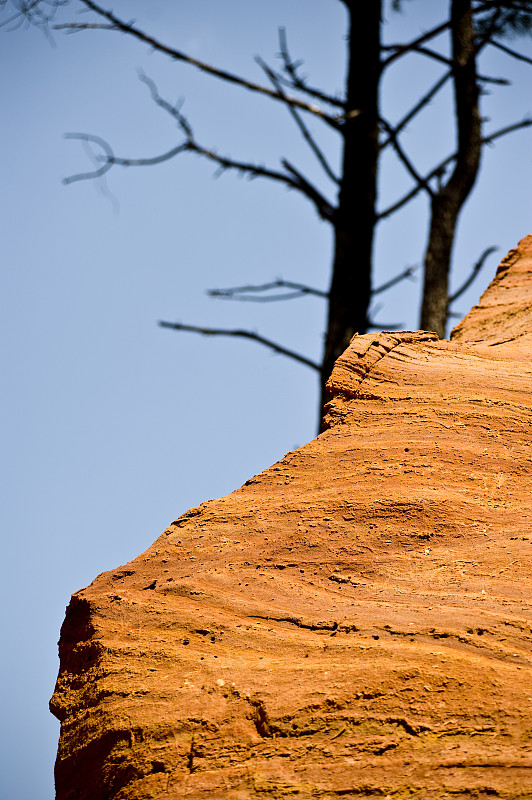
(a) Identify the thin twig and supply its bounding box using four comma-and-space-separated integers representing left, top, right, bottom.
54, 0, 337, 125
208, 279, 328, 301
449, 246, 497, 304
277, 27, 345, 109
489, 38, 532, 66
281, 160, 336, 221
381, 20, 451, 69
255, 56, 340, 183
367, 316, 401, 330
62, 133, 115, 183
138, 71, 194, 137
158, 321, 320, 371
405, 45, 453, 68
210, 290, 311, 303
482, 117, 532, 145
380, 72, 451, 151
476, 74, 510, 86
373, 265, 418, 296
211, 290, 310, 302
379, 117, 433, 196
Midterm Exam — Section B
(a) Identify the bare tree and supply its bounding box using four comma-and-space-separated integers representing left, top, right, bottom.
3, 0, 531, 423
419, 0, 532, 333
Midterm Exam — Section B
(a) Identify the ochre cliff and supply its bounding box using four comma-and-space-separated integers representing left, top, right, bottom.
51, 237, 532, 799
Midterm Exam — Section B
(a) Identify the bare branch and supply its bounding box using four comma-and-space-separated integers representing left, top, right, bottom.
281, 159, 336, 221
63, 131, 191, 183
189, 152, 334, 220
378, 116, 532, 220
62, 75, 336, 221
212, 290, 309, 303
380, 7, 521, 74
62, 132, 115, 183
66, 135, 334, 215
477, 74, 511, 86
380, 72, 451, 150
139, 71, 337, 218
208, 279, 328, 302
482, 117, 532, 146
381, 20, 451, 70
209, 268, 417, 303
489, 38, 532, 66
158, 320, 320, 371
449, 245, 497, 304
384, 42, 509, 84
102, 145, 192, 169
367, 316, 402, 331
372, 265, 418, 296
377, 161, 447, 220
379, 117, 433, 197
404, 45, 454, 68
138, 71, 193, 138
56, 20, 113, 31
276, 27, 345, 109
255, 56, 340, 184
53, 0, 337, 124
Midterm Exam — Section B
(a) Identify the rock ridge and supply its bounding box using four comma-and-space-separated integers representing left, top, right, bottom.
51, 236, 532, 799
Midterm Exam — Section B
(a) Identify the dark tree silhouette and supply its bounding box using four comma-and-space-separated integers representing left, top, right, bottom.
3, 0, 531, 423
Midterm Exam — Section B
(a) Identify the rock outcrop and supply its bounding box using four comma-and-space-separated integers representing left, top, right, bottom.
51, 237, 532, 799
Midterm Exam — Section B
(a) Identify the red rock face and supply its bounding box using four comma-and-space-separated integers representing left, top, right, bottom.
51, 237, 532, 800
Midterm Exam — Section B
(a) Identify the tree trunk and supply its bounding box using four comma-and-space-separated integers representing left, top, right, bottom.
420, 0, 481, 337
320, 1, 382, 422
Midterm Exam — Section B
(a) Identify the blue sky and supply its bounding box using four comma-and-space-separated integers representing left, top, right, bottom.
1, 2, 531, 797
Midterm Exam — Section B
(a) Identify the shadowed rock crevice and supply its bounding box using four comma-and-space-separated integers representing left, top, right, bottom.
51, 236, 532, 799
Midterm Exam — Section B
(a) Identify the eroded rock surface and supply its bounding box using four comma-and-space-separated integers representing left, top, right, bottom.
51, 237, 532, 799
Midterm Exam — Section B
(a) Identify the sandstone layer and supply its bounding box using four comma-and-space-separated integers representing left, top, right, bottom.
51, 237, 532, 799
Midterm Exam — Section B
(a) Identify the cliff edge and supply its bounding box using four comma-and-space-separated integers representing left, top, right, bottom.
51, 236, 532, 799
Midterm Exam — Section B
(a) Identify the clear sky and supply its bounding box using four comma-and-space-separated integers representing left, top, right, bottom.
1, 2, 531, 797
